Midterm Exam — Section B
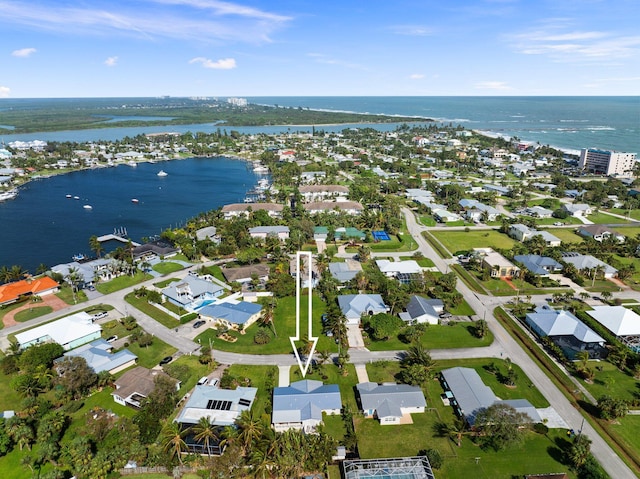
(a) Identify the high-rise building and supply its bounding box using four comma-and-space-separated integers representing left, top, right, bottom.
579, 148, 637, 176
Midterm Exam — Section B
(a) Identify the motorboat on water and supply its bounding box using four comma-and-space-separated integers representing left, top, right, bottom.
66, 194, 72, 198
131, 198, 139, 203
0, 190, 17, 201
83, 204, 93, 210
73, 196, 80, 200
157, 170, 168, 177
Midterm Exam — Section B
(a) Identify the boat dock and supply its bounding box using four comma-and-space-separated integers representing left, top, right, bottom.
96, 231, 141, 246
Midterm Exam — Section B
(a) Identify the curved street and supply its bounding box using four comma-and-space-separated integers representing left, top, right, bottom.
0, 208, 636, 478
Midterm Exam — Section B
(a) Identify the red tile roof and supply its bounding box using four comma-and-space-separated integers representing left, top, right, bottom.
0, 277, 60, 305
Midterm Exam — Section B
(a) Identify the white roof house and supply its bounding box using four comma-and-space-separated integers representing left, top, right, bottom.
586, 306, 640, 337
248, 225, 290, 241
337, 294, 389, 325
375, 260, 422, 277
175, 385, 257, 427
62, 339, 137, 374
356, 382, 426, 425
16, 312, 102, 350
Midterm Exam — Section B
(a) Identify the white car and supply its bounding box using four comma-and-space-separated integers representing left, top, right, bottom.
197, 376, 209, 386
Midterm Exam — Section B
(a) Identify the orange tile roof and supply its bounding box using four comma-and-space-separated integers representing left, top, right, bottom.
0, 277, 60, 304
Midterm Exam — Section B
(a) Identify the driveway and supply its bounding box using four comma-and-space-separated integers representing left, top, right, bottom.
346, 324, 365, 349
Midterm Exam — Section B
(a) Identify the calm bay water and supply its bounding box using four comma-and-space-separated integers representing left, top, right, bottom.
0, 157, 258, 272
0, 96, 638, 272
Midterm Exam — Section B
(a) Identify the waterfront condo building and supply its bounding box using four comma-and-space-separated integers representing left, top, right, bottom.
579, 148, 637, 176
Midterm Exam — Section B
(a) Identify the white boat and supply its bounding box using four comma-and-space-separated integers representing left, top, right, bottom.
73, 196, 80, 200
83, 204, 93, 210
0, 190, 17, 201
131, 198, 139, 203
66, 194, 72, 198
157, 170, 168, 177
128, 160, 137, 167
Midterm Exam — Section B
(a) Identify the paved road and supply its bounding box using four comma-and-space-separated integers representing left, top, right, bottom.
2, 211, 637, 478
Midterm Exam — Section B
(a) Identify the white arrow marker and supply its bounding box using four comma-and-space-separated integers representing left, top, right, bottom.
290, 251, 318, 377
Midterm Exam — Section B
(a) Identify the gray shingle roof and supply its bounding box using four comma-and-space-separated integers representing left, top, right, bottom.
356, 382, 426, 418
272, 380, 342, 424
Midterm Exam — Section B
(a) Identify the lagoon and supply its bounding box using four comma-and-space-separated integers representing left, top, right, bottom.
0, 156, 258, 272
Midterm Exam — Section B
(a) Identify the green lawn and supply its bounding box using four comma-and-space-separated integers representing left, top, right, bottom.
365, 322, 493, 351
125, 292, 179, 329
606, 208, 640, 221
196, 295, 338, 354
576, 361, 638, 403
100, 319, 139, 341
96, 272, 152, 294
587, 212, 634, 224
448, 299, 475, 316
416, 257, 436, 268
153, 277, 181, 288
0, 370, 26, 411
55, 285, 88, 304
152, 261, 186, 275
431, 230, 516, 255
359, 359, 563, 479
165, 354, 216, 396
608, 415, 640, 470
548, 227, 584, 243
125, 338, 177, 369
223, 364, 278, 420
13, 305, 53, 322
420, 215, 437, 227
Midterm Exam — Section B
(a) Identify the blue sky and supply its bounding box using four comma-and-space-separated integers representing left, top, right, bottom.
1, 0, 639, 97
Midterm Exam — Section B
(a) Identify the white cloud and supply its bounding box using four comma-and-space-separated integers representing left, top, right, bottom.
389, 25, 434, 36
508, 23, 640, 62
409, 73, 424, 80
11, 47, 36, 57
0, 0, 291, 43
189, 57, 236, 69
0, 86, 10, 98
104, 56, 118, 67
475, 81, 513, 91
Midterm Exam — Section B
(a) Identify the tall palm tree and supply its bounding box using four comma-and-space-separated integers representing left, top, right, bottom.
236, 409, 263, 455
190, 416, 218, 457
89, 235, 103, 258
159, 420, 188, 465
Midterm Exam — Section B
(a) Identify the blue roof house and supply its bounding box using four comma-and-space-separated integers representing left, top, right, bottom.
162, 274, 226, 309
514, 255, 563, 276
198, 301, 262, 330
62, 339, 137, 374
272, 380, 342, 433
356, 382, 426, 425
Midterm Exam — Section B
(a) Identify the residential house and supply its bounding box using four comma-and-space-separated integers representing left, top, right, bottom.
514, 255, 563, 276
577, 225, 625, 243
112, 366, 179, 408
162, 274, 225, 309
248, 225, 290, 241
440, 367, 541, 425
561, 203, 592, 217
433, 208, 462, 223
298, 185, 349, 202
132, 240, 180, 262
289, 254, 318, 288
356, 382, 426, 425
561, 253, 618, 278
300, 171, 326, 184
458, 199, 501, 222
399, 295, 444, 325
337, 294, 389, 325
62, 339, 137, 374
375, 260, 422, 278
51, 258, 118, 290
272, 380, 342, 433
198, 301, 262, 330
304, 201, 363, 215
526, 206, 554, 218
221, 202, 284, 219
525, 306, 606, 359
477, 249, 520, 278
176, 385, 257, 427
328, 260, 363, 284
222, 264, 270, 285
195, 226, 219, 243
508, 224, 561, 247
586, 306, 640, 349
16, 312, 101, 350
0, 276, 60, 306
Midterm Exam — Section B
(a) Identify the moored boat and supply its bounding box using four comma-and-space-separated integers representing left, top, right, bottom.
157, 170, 168, 177
83, 204, 93, 209
131, 198, 139, 203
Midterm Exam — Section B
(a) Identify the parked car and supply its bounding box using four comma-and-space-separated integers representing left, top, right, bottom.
439, 312, 452, 319
159, 356, 173, 366
553, 222, 563, 226
209, 378, 219, 388
197, 376, 209, 386
106, 335, 118, 343
193, 320, 206, 329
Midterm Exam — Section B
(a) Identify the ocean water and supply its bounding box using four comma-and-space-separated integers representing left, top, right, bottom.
0, 157, 257, 272
1, 97, 637, 152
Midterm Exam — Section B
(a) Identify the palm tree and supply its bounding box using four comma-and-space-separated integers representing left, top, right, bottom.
236, 409, 263, 454
159, 420, 188, 465
89, 235, 103, 258
190, 416, 218, 457
569, 434, 592, 468
9, 264, 27, 281
439, 417, 469, 447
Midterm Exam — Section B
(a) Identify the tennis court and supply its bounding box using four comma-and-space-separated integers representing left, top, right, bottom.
372, 230, 391, 241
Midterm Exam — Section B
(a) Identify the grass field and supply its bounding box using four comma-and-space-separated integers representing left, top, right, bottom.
587, 212, 634, 224
576, 361, 638, 403
152, 261, 186, 275
606, 208, 640, 221
195, 294, 338, 354
365, 322, 493, 351
224, 364, 278, 419
13, 305, 53, 322
55, 285, 88, 304
125, 292, 179, 329
96, 272, 152, 294
125, 337, 177, 369
430, 230, 516, 255
547, 227, 583, 243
